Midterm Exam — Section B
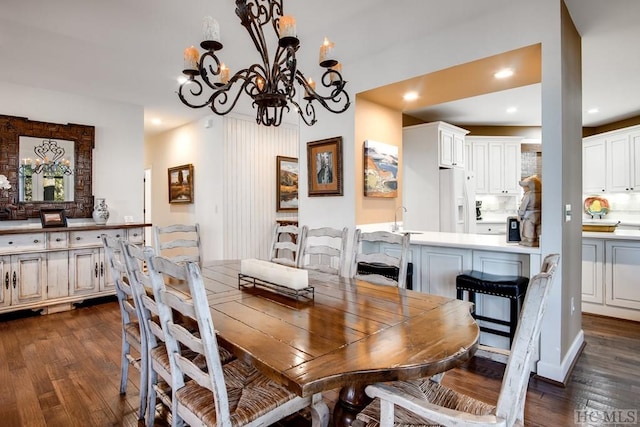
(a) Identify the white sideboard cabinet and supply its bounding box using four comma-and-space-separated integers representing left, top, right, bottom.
0, 223, 148, 315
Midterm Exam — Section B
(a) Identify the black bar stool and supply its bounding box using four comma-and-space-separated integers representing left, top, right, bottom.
456, 270, 529, 346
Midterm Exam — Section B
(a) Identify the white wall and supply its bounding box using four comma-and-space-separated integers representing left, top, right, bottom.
0, 81, 144, 223
145, 114, 298, 261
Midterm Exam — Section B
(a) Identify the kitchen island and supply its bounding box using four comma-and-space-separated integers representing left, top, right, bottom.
358, 225, 542, 350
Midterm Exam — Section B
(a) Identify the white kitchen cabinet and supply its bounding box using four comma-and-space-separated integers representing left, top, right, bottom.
439, 126, 466, 168
47, 251, 70, 299
420, 246, 472, 298
488, 141, 521, 194
69, 248, 102, 295
582, 137, 606, 193
470, 141, 489, 194
605, 240, 640, 310
581, 239, 603, 304
466, 136, 522, 195
606, 130, 640, 192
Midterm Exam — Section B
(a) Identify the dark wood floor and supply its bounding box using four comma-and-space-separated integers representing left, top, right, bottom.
0, 299, 638, 426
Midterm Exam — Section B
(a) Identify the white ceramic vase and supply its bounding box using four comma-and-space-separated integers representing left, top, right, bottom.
92, 198, 110, 225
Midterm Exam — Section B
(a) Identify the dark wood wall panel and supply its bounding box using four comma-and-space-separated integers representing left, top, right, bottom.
0, 115, 94, 219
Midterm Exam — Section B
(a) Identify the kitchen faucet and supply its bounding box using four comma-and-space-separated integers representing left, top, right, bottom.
392, 206, 407, 232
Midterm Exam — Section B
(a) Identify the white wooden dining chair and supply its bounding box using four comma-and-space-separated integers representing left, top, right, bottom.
146, 254, 329, 427
354, 253, 560, 427
351, 230, 411, 288
101, 234, 148, 421
153, 223, 202, 265
298, 226, 349, 276
269, 222, 302, 267
122, 242, 234, 426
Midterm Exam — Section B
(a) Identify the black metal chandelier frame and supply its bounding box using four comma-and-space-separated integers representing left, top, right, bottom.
177, 0, 350, 127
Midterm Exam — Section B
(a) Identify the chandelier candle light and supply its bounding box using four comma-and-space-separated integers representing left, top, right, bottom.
177, 0, 350, 127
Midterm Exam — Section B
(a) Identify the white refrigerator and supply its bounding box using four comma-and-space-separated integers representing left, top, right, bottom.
439, 168, 477, 233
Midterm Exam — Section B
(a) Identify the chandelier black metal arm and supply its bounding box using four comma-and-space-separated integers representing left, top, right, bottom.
177, 0, 350, 127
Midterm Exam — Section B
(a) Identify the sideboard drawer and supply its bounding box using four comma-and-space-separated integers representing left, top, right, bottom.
127, 227, 144, 244
69, 229, 124, 248
0, 233, 46, 252
48, 232, 69, 249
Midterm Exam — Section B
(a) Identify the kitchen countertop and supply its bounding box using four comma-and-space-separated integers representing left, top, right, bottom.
582, 229, 640, 240
406, 230, 541, 254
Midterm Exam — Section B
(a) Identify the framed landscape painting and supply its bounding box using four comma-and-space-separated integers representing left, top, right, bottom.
168, 164, 194, 204
307, 136, 343, 197
276, 156, 298, 212
364, 140, 398, 198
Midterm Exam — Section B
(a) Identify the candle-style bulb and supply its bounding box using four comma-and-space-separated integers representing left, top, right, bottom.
319, 37, 336, 67
279, 15, 296, 38
183, 46, 199, 71
203, 16, 220, 42
220, 63, 230, 84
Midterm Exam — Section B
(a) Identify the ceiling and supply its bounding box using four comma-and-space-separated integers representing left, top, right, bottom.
0, 0, 638, 135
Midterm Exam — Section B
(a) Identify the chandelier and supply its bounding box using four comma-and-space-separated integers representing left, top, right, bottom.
177, 0, 350, 127
19, 139, 73, 177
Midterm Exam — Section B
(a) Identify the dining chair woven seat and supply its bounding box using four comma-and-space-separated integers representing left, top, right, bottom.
124, 322, 143, 345
356, 379, 495, 427
175, 358, 300, 427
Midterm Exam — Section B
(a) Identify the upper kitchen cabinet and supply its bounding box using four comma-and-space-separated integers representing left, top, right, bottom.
606, 128, 640, 193
404, 122, 470, 169
582, 137, 606, 193
584, 125, 640, 194
467, 136, 522, 195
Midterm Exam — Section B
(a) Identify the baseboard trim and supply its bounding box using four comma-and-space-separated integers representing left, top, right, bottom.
535, 329, 585, 385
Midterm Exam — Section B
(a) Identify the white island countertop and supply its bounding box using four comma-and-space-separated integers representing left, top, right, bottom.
406, 230, 541, 254
582, 229, 640, 240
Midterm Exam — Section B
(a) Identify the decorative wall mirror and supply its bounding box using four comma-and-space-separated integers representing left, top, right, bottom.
0, 115, 94, 220
18, 136, 75, 202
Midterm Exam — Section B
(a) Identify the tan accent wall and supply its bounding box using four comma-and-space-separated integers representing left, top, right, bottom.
354, 97, 404, 225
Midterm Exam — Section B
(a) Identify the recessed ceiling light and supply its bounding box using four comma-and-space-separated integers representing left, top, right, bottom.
151, 118, 162, 125
506, 106, 517, 113
403, 92, 419, 101
587, 107, 600, 114
494, 68, 514, 79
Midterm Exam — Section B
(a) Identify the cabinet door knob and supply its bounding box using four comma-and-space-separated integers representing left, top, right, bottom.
12, 271, 16, 289
76, 237, 81, 241
95, 262, 99, 278
33, 239, 39, 243
116, 234, 121, 238
8, 241, 13, 245
56, 238, 62, 242
133, 233, 139, 237
4, 272, 8, 290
